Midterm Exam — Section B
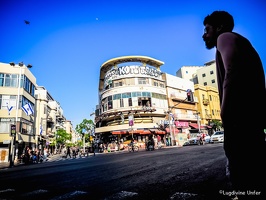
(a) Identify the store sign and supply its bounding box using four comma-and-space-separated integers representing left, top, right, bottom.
128, 115, 134, 126
104, 65, 162, 87
175, 121, 189, 127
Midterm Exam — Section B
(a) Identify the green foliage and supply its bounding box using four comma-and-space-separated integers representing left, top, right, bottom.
56, 128, 72, 146
210, 119, 222, 131
75, 119, 94, 138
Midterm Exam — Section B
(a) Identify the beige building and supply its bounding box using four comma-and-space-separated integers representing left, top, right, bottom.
194, 84, 221, 125
0, 62, 73, 163
94, 56, 208, 147
176, 60, 221, 126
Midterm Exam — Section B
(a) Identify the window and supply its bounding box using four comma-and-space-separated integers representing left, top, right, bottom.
153, 81, 158, 86
114, 81, 122, 87
138, 77, 148, 85
120, 99, 124, 107
132, 92, 141, 97
159, 83, 165, 88
122, 92, 131, 98
209, 95, 212, 101
108, 96, 113, 109
113, 94, 121, 100
128, 98, 132, 106
0, 74, 4, 86
211, 79, 215, 83
142, 92, 151, 97
0, 95, 17, 109
210, 70, 214, 75
202, 73, 206, 77
204, 82, 207, 86
4, 74, 11, 87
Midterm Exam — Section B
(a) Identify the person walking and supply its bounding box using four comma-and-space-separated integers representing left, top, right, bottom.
202, 11, 266, 198
66, 146, 71, 158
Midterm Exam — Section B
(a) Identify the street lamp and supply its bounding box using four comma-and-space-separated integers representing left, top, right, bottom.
167, 96, 188, 146
8, 62, 32, 167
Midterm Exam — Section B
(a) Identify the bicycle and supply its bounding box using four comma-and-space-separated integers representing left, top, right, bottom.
128, 143, 139, 152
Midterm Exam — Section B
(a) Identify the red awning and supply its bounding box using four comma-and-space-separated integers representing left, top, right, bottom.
112, 131, 127, 135
189, 123, 206, 129
139, 130, 151, 135
149, 129, 166, 134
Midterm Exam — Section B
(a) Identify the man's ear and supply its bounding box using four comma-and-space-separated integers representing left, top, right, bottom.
216, 25, 223, 32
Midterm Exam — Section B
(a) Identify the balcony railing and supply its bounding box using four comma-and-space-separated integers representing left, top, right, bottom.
203, 99, 209, 105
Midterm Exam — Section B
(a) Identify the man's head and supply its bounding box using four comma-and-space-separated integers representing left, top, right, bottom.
202, 11, 234, 49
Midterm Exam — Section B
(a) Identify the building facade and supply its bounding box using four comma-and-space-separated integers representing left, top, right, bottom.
0, 62, 73, 163
0, 62, 36, 162
176, 61, 221, 127
94, 56, 208, 147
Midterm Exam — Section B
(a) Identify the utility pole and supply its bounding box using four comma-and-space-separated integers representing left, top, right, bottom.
167, 97, 188, 146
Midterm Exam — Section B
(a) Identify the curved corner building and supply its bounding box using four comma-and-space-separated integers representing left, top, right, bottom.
95, 55, 169, 143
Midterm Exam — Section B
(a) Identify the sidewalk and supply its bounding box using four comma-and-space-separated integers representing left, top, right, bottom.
0, 153, 62, 170
0, 145, 180, 170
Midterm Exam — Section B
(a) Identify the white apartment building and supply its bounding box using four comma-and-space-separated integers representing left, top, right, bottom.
176, 60, 217, 88
176, 60, 221, 126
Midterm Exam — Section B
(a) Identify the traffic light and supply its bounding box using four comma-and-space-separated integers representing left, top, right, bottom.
10, 124, 16, 136
186, 89, 194, 102
187, 92, 191, 102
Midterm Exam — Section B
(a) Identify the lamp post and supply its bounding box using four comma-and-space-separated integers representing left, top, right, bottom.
196, 112, 201, 133
9, 62, 32, 167
167, 95, 189, 146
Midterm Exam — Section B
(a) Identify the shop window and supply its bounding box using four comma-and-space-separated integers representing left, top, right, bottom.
128, 98, 132, 106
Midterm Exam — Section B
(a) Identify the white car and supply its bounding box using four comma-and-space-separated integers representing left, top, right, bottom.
210, 131, 224, 143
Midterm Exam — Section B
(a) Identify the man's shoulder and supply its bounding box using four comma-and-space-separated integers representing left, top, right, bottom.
219, 32, 247, 42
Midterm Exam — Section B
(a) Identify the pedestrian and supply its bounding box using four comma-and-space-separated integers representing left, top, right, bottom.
66, 146, 71, 158
72, 147, 76, 158
202, 10, 266, 197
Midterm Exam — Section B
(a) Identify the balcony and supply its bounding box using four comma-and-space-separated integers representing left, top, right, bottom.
205, 114, 212, 119
203, 99, 209, 105
170, 94, 185, 101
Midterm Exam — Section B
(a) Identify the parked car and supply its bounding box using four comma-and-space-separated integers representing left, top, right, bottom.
210, 131, 224, 143
187, 133, 211, 145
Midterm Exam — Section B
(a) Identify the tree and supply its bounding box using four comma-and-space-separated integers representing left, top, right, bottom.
55, 128, 72, 152
75, 119, 94, 147
210, 119, 222, 132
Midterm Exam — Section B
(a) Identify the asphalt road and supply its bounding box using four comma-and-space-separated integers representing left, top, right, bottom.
0, 143, 234, 200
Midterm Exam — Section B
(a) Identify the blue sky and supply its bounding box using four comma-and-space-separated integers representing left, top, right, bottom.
1, 0, 265, 128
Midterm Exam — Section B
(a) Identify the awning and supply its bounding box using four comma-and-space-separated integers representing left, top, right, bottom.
112, 131, 127, 135
149, 129, 166, 134
139, 130, 151, 135
18, 133, 36, 143
189, 123, 206, 129
156, 131, 166, 134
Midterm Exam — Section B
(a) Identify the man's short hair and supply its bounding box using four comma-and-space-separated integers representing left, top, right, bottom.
203, 11, 234, 32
